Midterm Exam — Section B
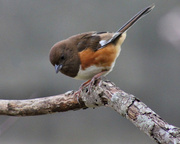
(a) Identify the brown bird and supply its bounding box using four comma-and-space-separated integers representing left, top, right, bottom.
49, 4, 154, 82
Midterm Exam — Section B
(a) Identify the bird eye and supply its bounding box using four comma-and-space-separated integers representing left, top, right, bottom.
60, 55, 65, 60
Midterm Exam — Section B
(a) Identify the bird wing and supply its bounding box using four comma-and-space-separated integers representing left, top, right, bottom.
76, 31, 115, 52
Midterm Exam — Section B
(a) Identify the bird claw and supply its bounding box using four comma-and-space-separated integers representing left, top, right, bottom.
74, 71, 107, 103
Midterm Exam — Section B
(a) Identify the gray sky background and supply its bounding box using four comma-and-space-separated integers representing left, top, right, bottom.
0, 0, 180, 144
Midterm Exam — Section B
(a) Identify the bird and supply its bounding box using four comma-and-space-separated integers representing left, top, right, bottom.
49, 4, 155, 83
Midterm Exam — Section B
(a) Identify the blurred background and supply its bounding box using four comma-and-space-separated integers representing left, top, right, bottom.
0, 0, 180, 144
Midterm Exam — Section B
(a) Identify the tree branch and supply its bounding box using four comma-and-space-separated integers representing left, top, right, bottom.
0, 91, 87, 116
0, 78, 180, 143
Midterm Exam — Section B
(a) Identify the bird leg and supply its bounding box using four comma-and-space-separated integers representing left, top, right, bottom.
81, 71, 107, 91
74, 71, 107, 101
86, 71, 107, 93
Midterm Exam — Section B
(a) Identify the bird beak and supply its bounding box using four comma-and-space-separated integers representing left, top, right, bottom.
55, 64, 62, 73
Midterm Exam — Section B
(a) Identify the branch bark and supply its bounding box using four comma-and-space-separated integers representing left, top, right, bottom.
0, 78, 180, 144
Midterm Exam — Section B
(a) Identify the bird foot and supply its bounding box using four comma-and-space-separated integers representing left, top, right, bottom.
74, 71, 106, 102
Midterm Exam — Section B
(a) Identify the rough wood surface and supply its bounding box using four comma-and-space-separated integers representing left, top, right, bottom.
0, 78, 180, 144
0, 91, 87, 116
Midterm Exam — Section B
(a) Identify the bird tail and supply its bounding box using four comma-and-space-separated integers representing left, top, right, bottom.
101, 4, 155, 48
117, 4, 155, 33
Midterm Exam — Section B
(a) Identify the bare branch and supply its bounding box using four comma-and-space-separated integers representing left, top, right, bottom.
0, 78, 180, 143
0, 91, 87, 116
